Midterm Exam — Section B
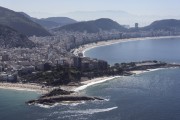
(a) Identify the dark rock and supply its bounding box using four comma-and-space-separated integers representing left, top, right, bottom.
27, 95, 104, 105
40, 88, 74, 98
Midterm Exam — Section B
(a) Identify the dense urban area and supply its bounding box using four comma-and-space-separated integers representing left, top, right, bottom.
1, 26, 180, 85
1, 6, 180, 85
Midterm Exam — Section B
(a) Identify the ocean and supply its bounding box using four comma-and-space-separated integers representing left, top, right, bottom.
85, 37, 180, 65
1, 37, 180, 120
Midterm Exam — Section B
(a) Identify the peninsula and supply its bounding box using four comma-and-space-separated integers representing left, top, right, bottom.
26, 60, 180, 105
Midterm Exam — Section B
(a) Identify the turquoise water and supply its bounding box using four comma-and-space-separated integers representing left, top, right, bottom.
1, 37, 180, 120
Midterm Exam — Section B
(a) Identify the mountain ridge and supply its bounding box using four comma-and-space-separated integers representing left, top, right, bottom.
53, 18, 127, 33
19, 12, 77, 29
143, 19, 180, 31
0, 6, 51, 36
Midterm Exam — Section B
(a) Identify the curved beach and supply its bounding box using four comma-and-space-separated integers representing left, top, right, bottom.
72, 36, 180, 57
1, 36, 180, 95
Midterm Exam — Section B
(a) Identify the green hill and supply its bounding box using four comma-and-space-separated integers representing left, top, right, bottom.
0, 6, 51, 36
0, 24, 35, 48
53, 18, 127, 33
143, 19, 180, 31
19, 12, 77, 29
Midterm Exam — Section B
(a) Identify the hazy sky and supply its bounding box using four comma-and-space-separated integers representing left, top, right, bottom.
0, 0, 179, 26
0, 0, 179, 17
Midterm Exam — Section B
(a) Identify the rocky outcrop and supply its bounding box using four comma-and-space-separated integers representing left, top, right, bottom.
27, 95, 104, 105
27, 88, 104, 105
40, 88, 74, 98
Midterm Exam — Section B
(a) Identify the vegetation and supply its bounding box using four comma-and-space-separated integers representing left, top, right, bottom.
0, 24, 35, 48
53, 18, 127, 33
20, 12, 77, 29
21, 65, 82, 86
0, 6, 51, 36
142, 19, 180, 32
20, 61, 171, 86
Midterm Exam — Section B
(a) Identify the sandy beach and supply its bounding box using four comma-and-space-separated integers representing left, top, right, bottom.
73, 76, 121, 92
72, 36, 180, 57
0, 68, 172, 95
1, 36, 179, 95
0, 82, 51, 94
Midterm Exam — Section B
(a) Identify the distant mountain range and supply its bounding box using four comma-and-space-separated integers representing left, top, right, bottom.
0, 24, 35, 48
62, 10, 180, 27
0, 6, 51, 37
53, 18, 127, 33
143, 19, 180, 31
20, 12, 77, 29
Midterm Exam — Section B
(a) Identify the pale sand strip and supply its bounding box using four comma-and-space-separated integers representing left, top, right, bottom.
72, 36, 180, 56
71, 68, 172, 92
0, 83, 51, 94
130, 68, 167, 75
0, 68, 173, 94
73, 76, 121, 92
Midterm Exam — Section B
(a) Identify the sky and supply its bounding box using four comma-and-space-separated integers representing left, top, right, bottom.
0, 0, 180, 26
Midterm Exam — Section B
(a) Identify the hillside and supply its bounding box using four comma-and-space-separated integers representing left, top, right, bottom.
143, 19, 180, 31
0, 6, 51, 36
19, 12, 77, 29
53, 18, 127, 33
0, 24, 35, 48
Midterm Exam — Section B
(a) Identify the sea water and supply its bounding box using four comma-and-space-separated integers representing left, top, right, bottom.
1, 37, 180, 120
85, 37, 180, 65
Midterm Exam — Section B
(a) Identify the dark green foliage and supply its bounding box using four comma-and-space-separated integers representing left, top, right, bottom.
41, 88, 74, 98
0, 24, 35, 48
21, 66, 82, 86
21, 61, 170, 87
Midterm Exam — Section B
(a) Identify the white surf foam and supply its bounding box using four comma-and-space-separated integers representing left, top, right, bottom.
74, 76, 121, 92
66, 106, 118, 115
35, 103, 59, 108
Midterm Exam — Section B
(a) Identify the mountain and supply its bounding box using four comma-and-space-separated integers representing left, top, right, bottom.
35, 17, 77, 29
62, 10, 136, 26
62, 10, 180, 27
0, 6, 51, 36
53, 18, 127, 33
19, 12, 77, 29
41, 17, 77, 25
143, 19, 180, 31
0, 24, 35, 48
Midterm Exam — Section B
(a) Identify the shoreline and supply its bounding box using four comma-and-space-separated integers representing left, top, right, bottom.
0, 82, 51, 94
0, 67, 177, 95
72, 36, 180, 57
74, 76, 121, 92
2, 66, 177, 107
1, 36, 179, 94
73, 67, 180, 92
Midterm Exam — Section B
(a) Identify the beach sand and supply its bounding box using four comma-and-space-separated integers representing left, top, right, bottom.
73, 76, 121, 92
0, 68, 169, 95
0, 82, 51, 94
1, 36, 179, 95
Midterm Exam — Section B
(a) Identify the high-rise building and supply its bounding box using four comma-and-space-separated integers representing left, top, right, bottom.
135, 23, 139, 29
73, 56, 82, 69
2, 54, 9, 61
